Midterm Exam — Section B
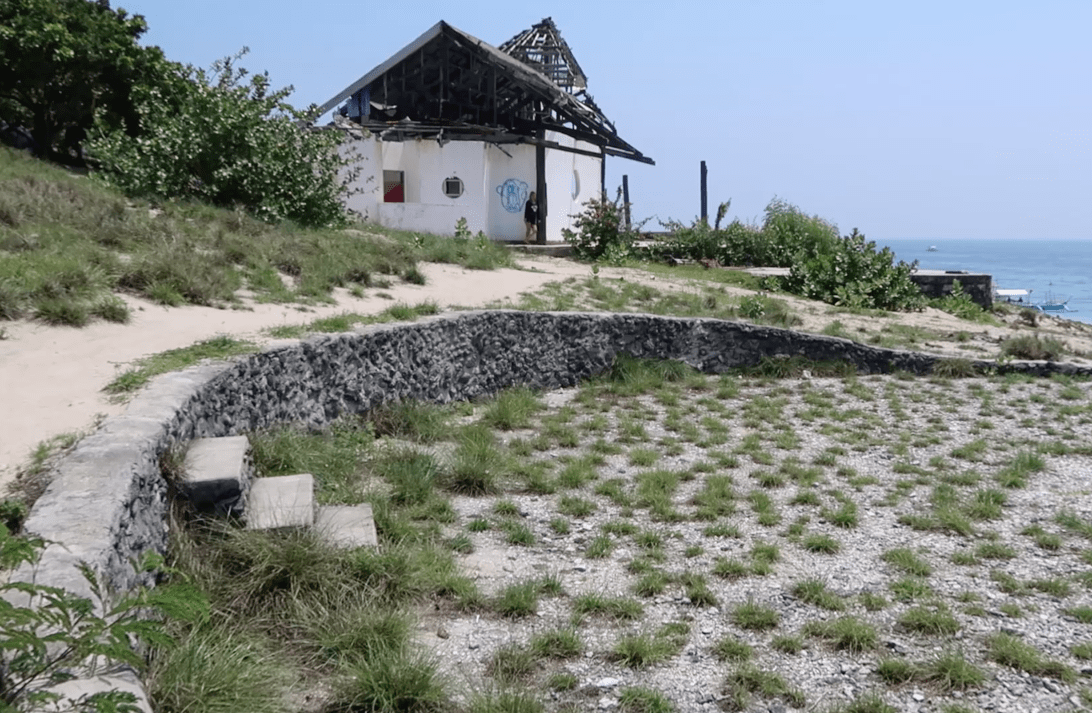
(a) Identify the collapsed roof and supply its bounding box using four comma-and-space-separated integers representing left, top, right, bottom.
314, 19, 652, 165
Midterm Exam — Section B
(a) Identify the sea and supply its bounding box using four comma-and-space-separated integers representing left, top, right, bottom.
878, 239, 1092, 325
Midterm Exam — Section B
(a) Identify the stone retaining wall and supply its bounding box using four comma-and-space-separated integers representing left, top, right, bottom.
13, 310, 1092, 708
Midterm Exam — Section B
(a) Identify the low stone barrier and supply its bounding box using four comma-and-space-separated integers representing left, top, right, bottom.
13, 310, 1092, 708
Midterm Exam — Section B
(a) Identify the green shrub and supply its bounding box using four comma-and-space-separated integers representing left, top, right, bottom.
562, 192, 642, 261
1000, 334, 1067, 361
780, 226, 923, 311
89, 51, 347, 228
0, 527, 209, 712
932, 280, 996, 323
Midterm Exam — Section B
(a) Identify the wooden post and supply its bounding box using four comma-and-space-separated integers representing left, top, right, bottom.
600, 152, 606, 197
536, 128, 547, 244
622, 174, 631, 229
700, 160, 708, 224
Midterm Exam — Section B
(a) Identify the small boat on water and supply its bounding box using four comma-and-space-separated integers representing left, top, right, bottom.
1033, 297, 1077, 314
927, 245, 938, 252
994, 288, 1077, 313
995, 288, 1032, 304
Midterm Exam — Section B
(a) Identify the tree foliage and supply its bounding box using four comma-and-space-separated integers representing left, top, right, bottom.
0, 0, 162, 164
87, 51, 349, 227
652, 199, 924, 311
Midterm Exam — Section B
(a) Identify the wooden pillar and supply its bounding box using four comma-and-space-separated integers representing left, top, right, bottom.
600, 151, 606, 197
622, 174, 631, 229
700, 160, 708, 224
536, 129, 547, 244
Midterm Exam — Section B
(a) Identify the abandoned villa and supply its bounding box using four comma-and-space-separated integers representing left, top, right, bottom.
314, 18, 653, 243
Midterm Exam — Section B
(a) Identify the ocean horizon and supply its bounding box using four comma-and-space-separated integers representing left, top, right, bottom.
879, 238, 1092, 325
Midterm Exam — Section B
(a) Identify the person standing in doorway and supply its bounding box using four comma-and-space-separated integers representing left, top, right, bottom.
524, 191, 538, 243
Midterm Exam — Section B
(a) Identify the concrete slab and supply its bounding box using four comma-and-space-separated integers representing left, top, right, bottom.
246, 474, 314, 530
181, 436, 252, 514
315, 504, 378, 548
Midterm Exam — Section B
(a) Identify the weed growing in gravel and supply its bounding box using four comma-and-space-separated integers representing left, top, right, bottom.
494, 581, 541, 618
610, 622, 689, 668
920, 651, 986, 691
679, 571, 717, 606
988, 633, 1076, 683
481, 387, 542, 430
633, 570, 671, 598
802, 533, 841, 554
996, 450, 1045, 488
571, 595, 644, 623
617, 687, 675, 713
890, 577, 935, 601
702, 522, 742, 539
584, 534, 615, 559
1071, 643, 1092, 660
713, 636, 754, 663
730, 600, 779, 631
448, 425, 508, 495
557, 495, 596, 518
898, 604, 961, 636
720, 665, 805, 712
792, 578, 846, 611
881, 548, 933, 577
529, 628, 583, 659
500, 521, 535, 546
803, 616, 877, 653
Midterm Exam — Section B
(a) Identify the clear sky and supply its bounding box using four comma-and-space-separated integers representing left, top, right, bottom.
126, 0, 1090, 240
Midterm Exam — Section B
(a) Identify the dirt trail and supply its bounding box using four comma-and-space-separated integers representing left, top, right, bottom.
4, 254, 1091, 492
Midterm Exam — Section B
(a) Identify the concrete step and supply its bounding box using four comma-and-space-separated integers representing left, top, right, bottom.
246, 474, 315, 530
180, 436, 252, 515
315, 504, 378, 549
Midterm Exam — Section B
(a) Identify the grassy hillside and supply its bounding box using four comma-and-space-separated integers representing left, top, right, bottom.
0, 148, 511, 327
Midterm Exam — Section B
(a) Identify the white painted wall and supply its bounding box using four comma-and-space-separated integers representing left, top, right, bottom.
485, 143, 536, 241
337, 133, 602, 241
545, 131, 603, 240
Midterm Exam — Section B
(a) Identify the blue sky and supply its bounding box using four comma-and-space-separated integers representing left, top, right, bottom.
127, 0, 1090, 240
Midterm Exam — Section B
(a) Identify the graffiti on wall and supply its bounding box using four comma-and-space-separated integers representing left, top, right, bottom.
496, 178, 529, 213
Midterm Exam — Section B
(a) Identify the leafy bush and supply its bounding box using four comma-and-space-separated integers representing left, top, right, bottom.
780, 226, 923, 311
932, 280, 996, 323
654, 199, 923, 311
562, 192, 643, 261
1000, 334, 1066, 361
0, 525, 208, 711
89, 51, 348, 228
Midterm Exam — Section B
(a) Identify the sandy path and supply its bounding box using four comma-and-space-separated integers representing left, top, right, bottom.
5, 250, 1091, 493
0, 256, 609, 489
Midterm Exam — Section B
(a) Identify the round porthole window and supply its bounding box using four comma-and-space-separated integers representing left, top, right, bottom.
571, 170, 580, 199
443, 176, 464, 199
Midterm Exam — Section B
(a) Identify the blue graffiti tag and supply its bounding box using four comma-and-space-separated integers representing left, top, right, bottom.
496, 178, 529, 213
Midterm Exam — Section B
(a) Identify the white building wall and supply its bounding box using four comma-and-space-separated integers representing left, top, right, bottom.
337, 132, 601, 241
544, 131, 603, 241
484, 143, 536, 241
339, 136, 381, 223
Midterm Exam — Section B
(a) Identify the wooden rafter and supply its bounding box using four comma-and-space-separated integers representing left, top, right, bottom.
315, 20, 653, 165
